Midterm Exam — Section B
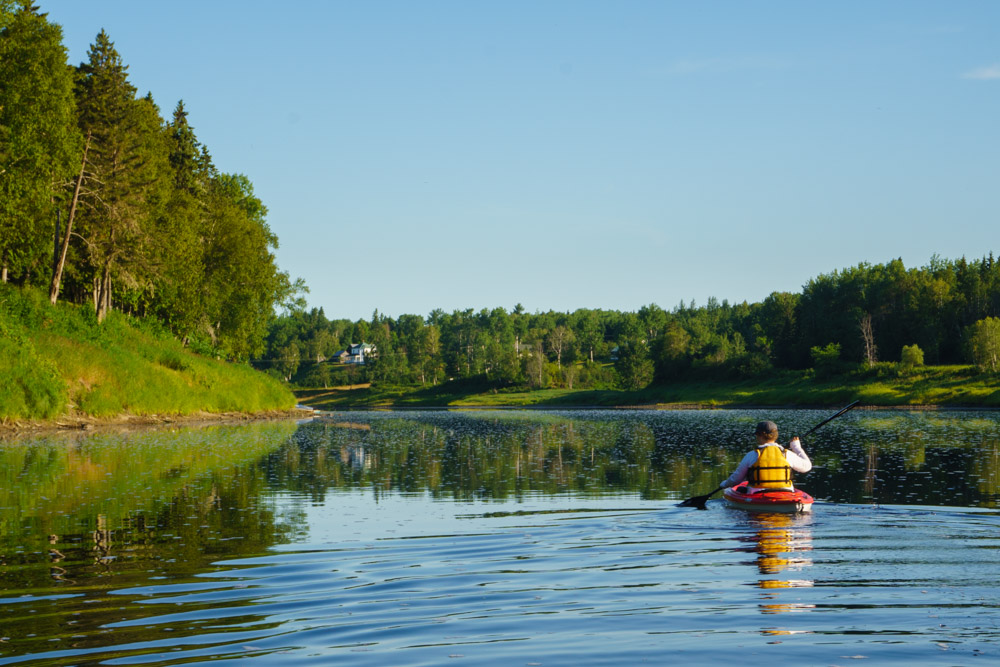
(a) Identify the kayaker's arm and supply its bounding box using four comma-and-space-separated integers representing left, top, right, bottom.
785, 436, 812, 473
720, 450, 758, 489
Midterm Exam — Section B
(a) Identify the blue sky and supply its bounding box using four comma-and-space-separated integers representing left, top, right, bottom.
41, 1, 1000, 321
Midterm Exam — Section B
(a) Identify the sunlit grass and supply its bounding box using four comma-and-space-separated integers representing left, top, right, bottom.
1, 285, 295, 421
296, 363, 1000, 410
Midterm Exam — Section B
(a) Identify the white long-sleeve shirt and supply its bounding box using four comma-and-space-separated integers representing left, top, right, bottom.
721, 438, 812, 489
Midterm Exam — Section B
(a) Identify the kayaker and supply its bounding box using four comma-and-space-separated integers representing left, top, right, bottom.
720, 420, 812, 492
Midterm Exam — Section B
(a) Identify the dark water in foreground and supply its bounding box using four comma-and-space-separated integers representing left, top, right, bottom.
1, 408, 998, 665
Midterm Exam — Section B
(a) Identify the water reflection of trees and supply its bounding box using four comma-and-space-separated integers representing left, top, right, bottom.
272, 415, 744, 502
0, 422, 298, 539
280, 410, 1000, 508
0, 420, 301, 654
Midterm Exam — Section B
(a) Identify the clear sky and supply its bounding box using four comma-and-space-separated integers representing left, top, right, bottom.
40, 1, 1000, 321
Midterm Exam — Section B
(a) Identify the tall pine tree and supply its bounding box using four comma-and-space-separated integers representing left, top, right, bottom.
74, 29, 166, 320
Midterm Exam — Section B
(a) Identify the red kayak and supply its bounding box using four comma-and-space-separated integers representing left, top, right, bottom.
723, 482, 814, 513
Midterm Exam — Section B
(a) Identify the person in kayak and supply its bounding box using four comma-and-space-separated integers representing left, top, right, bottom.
720, 420, 811, 492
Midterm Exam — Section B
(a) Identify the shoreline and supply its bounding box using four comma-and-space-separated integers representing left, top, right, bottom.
6, 401, 997, 440
0, 408, 314, 441
303, 401, 1000, 413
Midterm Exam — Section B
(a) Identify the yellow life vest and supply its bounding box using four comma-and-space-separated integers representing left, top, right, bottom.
748, 444, 792, 489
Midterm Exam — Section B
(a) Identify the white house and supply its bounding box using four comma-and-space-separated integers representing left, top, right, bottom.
339, 342, 375, 365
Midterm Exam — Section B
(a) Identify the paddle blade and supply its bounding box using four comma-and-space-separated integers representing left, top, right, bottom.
677, 494, 712, 510
678, 486, 722, 510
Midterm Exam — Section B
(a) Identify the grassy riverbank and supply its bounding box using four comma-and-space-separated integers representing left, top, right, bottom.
295, 363, 1000, 410
1, 285, 295, 424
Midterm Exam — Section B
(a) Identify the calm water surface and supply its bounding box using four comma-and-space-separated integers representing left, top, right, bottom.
1, 408, 999, 665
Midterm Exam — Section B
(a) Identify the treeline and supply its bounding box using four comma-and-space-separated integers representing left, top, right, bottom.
0, 4, 299, 360
261, 255, 1000, 389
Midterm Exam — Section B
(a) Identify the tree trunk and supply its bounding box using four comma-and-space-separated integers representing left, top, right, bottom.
859, 313, 877, 368
96, 263, 111, 323
104, 269, 112, 315
50, 133, 90, 305
53, 210, 60, 275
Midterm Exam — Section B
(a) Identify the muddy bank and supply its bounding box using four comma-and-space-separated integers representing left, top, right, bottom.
0, 407, 315, 441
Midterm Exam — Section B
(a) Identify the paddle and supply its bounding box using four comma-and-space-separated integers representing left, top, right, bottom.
677, 400, 861, 509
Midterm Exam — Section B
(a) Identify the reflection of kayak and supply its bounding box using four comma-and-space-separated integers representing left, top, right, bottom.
723, 482, 814, 513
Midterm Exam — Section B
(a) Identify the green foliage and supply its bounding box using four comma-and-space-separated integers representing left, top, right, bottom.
0, 4, 80, 279
614, 324, 654, 391
72, 31, 168, 321
652, 321, 691, 379
966, 317, 1000, 372
0, 19, 299, 363
269, 252, 1000, 399
900, 344, 925, 370
0, 284, 294, 420
729, 351, 772, 378
810, 342, 843, 377
197, 172, 296, 360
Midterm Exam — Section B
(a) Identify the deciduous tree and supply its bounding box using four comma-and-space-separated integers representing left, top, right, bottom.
967, 317, 1000, 372
0, 3, 79, 283
900, 344, 924, 371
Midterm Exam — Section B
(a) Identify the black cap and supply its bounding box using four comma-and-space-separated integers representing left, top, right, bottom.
755, 420, 778, 436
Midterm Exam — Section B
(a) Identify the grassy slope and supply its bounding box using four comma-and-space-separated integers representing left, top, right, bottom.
295, 364, 1000, 410
1, 285, 295, 421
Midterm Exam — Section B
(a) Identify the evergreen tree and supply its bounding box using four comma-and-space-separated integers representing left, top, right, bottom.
73, 30, 167, 320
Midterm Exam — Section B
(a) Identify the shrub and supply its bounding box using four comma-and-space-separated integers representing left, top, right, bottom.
900, 344, 924, 371
577, 361, 616, 390
729, 351, 773, 378
810, 342, 843, 377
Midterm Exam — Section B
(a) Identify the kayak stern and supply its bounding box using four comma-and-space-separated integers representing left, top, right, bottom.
723, 482, 814, 513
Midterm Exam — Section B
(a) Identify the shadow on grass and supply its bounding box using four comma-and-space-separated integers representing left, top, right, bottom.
294, 367, 1000, 411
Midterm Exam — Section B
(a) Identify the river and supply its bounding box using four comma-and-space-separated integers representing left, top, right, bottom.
1, 408, 998, 665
